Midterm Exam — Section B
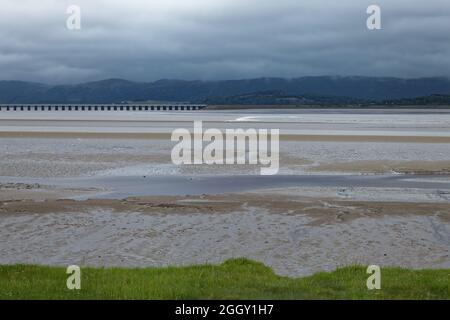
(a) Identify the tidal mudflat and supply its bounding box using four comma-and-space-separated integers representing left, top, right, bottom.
0, 109, 449, 276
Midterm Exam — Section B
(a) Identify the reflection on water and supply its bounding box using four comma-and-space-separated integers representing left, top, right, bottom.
1, 174, 449, 199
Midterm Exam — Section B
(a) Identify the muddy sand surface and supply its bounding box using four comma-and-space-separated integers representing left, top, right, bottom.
1, 110, 449, 276
1, 193, 449, 276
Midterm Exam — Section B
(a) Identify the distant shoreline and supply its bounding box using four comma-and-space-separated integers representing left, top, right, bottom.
206, 104, 450, 110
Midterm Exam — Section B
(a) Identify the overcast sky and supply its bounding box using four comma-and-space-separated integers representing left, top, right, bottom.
0, 0, 449, 83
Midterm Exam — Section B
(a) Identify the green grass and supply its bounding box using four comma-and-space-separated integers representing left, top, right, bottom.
0, 259, 448, 300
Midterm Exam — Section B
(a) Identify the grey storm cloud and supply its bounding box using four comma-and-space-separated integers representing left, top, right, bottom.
0, 0, 449, 83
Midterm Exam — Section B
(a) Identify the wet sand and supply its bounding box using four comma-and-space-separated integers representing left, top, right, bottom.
0, 109, 449, 276
2, 109, 450, 142
312, 160, 450, 175
1, 138, 450, 178
1, 131, 450, 143
1, 193, 449, 276
1, 175, 449, 277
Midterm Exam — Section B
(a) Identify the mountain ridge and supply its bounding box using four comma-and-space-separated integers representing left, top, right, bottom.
1, 76, 450, 104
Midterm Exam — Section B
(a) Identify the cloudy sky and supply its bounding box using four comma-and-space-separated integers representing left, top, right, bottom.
0, 0, 449, 83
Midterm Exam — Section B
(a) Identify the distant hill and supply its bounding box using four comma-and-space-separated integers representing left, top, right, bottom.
1, 76, 450, 104
203, 90, 368, 105
382, 94, 450, 106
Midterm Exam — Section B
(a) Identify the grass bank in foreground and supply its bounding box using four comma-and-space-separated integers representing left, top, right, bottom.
0, 259, 448, 300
